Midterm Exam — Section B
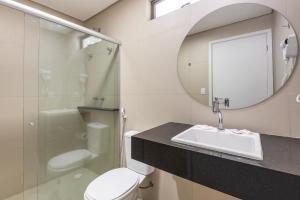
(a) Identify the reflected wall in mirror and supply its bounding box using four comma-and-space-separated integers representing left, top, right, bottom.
178, 3, 298, 109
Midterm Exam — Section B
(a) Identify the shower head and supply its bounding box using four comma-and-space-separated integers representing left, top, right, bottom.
107, 47, 113, 55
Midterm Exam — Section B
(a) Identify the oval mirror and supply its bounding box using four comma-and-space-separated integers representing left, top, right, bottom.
178, 3, 298, 109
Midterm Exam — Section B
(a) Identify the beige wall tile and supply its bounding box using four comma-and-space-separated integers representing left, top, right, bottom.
0, 5, 24, 44
0, 98, 23, 147
0, 43, 24, 97
120, 95, 142, 130
150, 170, 193, 200
122, 94, 192, 132
15, 0, 83, 24
288, 93, 300, 138
0, 145, 23, 199
286, 0, 300, 25
0, 97, 23, 199
0, 6, 24, 98
138, 94, 192, 126
193, 183, 239, 200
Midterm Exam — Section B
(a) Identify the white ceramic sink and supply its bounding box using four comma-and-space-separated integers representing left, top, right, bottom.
171, 125, 263, 160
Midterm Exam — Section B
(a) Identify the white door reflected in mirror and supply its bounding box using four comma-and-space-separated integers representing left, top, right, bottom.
209, 29, 273, 108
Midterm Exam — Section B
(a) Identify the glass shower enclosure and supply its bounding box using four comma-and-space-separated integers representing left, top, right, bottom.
22, 9, 120, 200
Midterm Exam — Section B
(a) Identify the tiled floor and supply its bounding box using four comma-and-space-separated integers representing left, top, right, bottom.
5, 168, 98, 200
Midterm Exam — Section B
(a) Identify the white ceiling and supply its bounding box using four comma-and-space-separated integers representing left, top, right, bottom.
189, 4, 273, 35
31, 0, 119, 21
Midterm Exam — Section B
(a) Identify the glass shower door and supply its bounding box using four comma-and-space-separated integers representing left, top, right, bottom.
24, 18, 120, 200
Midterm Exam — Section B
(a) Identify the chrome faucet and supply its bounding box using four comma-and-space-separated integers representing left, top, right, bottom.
212, 97, 229, 130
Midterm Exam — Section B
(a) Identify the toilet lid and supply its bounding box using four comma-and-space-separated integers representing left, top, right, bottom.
48, 149, 92, 172
84, 168, 139, 200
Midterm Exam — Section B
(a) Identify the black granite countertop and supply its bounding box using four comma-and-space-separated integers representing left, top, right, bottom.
132, 122, 300, 200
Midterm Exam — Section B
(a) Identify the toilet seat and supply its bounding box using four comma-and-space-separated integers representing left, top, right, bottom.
84, 168, 140, 200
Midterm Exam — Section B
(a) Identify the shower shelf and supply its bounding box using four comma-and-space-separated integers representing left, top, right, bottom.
77, 106, 119, 113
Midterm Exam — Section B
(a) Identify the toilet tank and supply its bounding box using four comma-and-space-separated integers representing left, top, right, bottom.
87, 122, 109, 155
125, 131, 155, 175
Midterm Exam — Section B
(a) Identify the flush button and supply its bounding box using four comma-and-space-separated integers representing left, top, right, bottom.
296, 94, 300, 103
28, 122, 35, 127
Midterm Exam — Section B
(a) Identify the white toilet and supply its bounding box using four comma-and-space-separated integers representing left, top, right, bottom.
84, 131, 155, 200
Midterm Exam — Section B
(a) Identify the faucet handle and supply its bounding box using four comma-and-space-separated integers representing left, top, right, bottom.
212, 97, 219, 113
224, 98, 230, 108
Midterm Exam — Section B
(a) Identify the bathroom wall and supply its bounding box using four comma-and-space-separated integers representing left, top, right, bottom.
85, 0, 300, 199
0, 5, 24, 200
15, 0, 83, 24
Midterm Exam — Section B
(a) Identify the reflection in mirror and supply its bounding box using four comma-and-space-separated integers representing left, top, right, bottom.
178, 4, 298, 109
